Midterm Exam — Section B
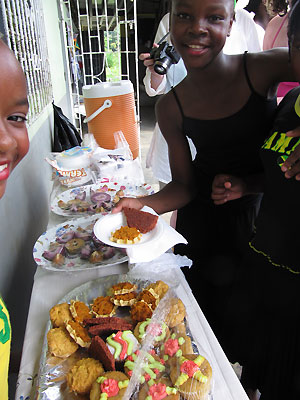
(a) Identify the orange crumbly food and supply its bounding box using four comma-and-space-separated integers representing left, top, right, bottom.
110, 226, 142, 244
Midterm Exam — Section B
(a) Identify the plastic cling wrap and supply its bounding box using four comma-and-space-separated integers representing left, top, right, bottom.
36, 274, 214, 400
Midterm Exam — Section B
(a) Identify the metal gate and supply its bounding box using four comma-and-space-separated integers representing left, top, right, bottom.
58, 0, 140, 136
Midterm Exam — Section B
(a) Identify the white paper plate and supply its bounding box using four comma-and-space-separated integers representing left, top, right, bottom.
93, 210, 164, 248
50, 180, 155, 217
33, 215, 128, 272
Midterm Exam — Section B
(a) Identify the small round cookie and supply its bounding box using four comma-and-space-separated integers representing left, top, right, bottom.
49, 302, 72, 328
112, 292, 137, 306
90, 371, 129, 400
67, 357, 104, 395
145, 281, 169, 300
47, 327, 78, 358
108, 282, 137, 296
138, 377, 180, 400
169, 354, 212, 400
165, 299, 186, 328
65, 238, 85, 255
124, 349, 166, 384
134, 319, 170, 347
130, 301, 153, 323
106, 330, 140, 362
91, 296, 117, 317
160, 333, 193, 362
137, 289, 159, 311
70, 300, 92, 325
65, 320, 91, 348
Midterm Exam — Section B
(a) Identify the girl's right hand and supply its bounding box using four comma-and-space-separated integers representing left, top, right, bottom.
112, 197, 144, 214
211, 174, 246, 205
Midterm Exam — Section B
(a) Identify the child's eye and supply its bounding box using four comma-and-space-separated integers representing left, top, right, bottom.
176, 12, 191, 20
8, 115, 27, 123
209, 15, 224, 22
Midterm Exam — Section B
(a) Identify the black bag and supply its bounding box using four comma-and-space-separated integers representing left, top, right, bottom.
52, 102, 82, 152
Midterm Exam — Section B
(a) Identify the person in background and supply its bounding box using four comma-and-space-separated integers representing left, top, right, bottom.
141, 1, 263, 190
244, 0, 273, 42
263, 0, 299, 101
0, 39, 29, 399
114, 0, 300, 360
212, 2, 300, 398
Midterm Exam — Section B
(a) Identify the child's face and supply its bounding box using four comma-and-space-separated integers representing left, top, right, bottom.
170, 0, 234, 69
290, 34, 300, 83
0, 42, 29, 199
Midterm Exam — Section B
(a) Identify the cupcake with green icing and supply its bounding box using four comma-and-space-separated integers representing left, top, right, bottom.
134, 319, 170, 347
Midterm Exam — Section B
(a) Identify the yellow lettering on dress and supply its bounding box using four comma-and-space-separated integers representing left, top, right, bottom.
262, 132, 278, 149
271, 133, 293, 153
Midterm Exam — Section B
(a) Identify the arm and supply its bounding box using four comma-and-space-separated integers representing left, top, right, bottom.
113, 90, 198, 214
211, 173, 265, 205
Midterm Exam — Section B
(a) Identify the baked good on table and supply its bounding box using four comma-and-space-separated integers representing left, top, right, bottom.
123, 207, 158, 234
47, 327, 78, 358
70, 300, 92, 324
138, 377, 180, 400
169, 354, 212, 400
90, 371, 129, 400
91, 296, 117, 318
44, 279, 213, 398
111, 291, 137, 306
49, 302, 72, 328
134, 319, 170, 347
65, 320, 91, 348
160, 333, 193, 361
67, 357, 104, 395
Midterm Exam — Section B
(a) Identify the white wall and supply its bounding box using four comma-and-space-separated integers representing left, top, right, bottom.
1, 0, 73, 390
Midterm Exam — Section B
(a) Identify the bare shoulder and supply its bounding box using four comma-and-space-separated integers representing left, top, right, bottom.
246, 48, 292, 95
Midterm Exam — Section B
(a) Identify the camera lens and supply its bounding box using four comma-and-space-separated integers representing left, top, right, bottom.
154, 58, 172, 75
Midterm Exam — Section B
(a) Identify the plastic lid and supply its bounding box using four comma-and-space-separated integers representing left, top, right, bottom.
82, 80, 134, 98
56, 147, 90, 169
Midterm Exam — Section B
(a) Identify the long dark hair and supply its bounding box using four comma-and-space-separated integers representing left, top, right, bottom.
288, 0, 300, 42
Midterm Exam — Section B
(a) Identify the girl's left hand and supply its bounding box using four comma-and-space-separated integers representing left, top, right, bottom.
211, 174, 246, 205
281, 127, 300, 180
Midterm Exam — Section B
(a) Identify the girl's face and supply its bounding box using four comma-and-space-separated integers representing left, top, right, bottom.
290, 34, 300, 82
0, 44, 29, 199
170, 0, 234, 70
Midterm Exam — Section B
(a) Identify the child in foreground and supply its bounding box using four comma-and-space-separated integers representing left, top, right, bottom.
0, 39, 29, 399
212, 1, 300, 398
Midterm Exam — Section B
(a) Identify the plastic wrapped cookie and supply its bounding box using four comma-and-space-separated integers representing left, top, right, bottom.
67, 357, 104, 395
49, 302, 72, 328
106, 330, 140, 364
169, 354, 212, 400
134, 319, 170, 347
90, 371, 129, 400
159, 333, 193, 362
47, 326, 78, 358
124, 349, 166, 384
138, 377, 180, 400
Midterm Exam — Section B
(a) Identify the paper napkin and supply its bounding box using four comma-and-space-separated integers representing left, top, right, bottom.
125, 206, 187, 264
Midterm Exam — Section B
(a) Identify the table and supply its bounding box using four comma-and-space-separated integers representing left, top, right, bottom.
15, 184, 248, 399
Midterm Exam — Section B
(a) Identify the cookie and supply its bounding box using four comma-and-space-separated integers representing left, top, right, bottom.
145, 281, 169, 300
134, 319, 169, 347
88, 320, 133, 337
91, 296, 117, 317
160, 333, 193, 361
106, 330, 140, 362
89, 335, 116, 371
108, 282, 137, 296
165, 298, 186, 328
47, 327, 78, 358
111, 292, 137, 306
138, 377, 180, 400
69, 300, 92, 325
90, 371, 129, 400
65, 320, 91, 348
84, 316, 132, 326
49, 302, 72, 328
130, 301, 153, 323
169, 354, 212, 400
67, 357, 104, 395
137, 289, 159, 311
124, 349, 166, 384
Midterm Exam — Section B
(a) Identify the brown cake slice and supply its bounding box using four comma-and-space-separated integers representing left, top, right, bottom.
123, 207, 158, 234
89, 335, 116, 371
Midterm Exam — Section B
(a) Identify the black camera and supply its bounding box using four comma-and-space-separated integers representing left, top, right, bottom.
149, 41, 181, 75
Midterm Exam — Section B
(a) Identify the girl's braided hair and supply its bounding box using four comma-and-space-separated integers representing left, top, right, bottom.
265, 0, 289, 15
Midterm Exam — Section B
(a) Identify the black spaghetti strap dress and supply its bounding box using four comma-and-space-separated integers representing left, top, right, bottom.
172, 52, 277, 352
